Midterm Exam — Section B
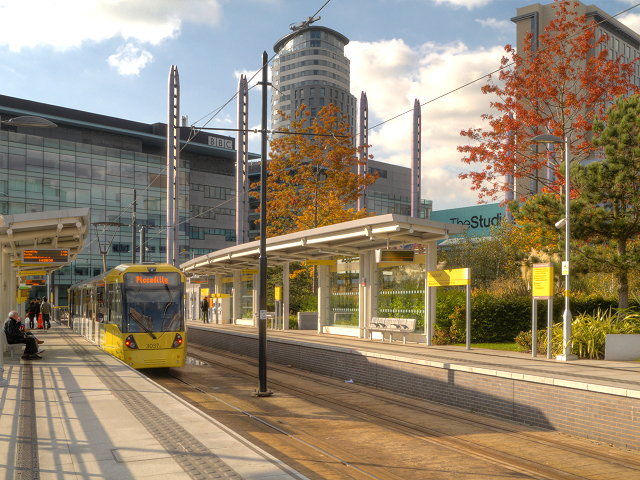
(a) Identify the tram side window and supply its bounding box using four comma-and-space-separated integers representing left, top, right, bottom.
107, 283, 123, 330
97, 286, 105, 322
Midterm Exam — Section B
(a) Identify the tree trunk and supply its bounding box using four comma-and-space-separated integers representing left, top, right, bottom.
618, 238, 629, 310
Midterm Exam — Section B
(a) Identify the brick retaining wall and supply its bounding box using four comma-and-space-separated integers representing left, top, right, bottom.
187, 327, 640, 452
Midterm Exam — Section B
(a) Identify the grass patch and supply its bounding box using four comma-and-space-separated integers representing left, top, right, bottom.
453, 342, 523, 352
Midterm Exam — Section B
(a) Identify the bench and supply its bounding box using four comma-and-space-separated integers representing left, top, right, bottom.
3, 329, 25, 360
366, 317, 417, 344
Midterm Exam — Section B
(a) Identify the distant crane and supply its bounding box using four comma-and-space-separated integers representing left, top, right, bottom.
290, 15, 321, 31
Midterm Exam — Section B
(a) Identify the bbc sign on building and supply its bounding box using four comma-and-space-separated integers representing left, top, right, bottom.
430, 203, 505, 238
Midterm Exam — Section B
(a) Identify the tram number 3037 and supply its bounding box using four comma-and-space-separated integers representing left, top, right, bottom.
146, 343, 161, 349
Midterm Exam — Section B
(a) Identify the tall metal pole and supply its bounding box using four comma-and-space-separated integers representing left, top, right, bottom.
559, 139, 576, 360
255, 51, 272, 397
132, 189, 137, 264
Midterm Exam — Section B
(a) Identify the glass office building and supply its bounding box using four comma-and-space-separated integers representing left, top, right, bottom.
0, 94, 248, 305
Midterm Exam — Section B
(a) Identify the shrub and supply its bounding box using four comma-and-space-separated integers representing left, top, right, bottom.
516, 308, 640, 359
514, 329, 547, 354
432, 325, 456, 345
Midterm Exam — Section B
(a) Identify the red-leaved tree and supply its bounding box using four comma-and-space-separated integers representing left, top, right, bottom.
458, 0, 637, 202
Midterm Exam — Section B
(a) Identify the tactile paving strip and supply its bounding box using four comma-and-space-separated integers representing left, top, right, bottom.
61, 331, 243, 480
15, 360, 39, 480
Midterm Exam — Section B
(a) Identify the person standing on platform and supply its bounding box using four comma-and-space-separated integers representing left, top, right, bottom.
41, 297, 52, 330
27, 300, 36, 329
201, 296, 209, 323
34, 297, 41, 328
4, 311, 42, 360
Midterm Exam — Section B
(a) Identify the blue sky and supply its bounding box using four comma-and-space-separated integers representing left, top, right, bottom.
0, 0, 638, 210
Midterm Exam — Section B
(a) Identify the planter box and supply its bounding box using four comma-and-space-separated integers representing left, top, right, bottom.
604, 334, 640, 361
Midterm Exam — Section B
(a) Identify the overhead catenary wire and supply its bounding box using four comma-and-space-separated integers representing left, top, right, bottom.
368, 2, 640, 132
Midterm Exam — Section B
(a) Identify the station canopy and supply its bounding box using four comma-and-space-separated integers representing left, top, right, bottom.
0, 208, 91, 275
181, 214, 466, 276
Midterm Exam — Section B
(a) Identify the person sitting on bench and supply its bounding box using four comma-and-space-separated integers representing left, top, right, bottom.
4, 311, 44, 360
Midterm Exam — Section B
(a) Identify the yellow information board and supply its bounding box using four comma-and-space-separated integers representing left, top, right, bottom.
532, 263, 554, 299
221, 277, 234, 283
211, 293, 231, 298
275, 285, 282, 301
242, 269, 259, 274
304, 259, 337, 266
427, 268, 471, 287
201, 288, 209, 297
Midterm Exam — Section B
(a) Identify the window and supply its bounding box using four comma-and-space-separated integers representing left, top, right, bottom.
319, 98, 324, 107
310, 88, 315, 95
321, 88, 325, 96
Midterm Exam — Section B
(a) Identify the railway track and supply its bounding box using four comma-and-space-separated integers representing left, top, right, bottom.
146, 346, 640, 480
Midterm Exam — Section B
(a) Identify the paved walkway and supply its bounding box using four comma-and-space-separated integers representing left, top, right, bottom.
189, 322, 640, 400
1, 322, 310, 480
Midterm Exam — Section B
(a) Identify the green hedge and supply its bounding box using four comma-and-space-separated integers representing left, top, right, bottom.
447, 291, 639, 343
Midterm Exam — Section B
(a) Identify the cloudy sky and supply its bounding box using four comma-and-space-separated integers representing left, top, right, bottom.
1, 0, 638, 210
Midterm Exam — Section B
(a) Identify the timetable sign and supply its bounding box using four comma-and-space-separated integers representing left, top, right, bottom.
22, 249, 69, 265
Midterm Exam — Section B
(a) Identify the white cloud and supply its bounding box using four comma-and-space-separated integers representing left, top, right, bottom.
107, 43, 153, 75
0, 0, 224, 52
347, 39, 505, 209
475, 17, 513, 30
618, 12, 640, 34
431, 0, 494, 10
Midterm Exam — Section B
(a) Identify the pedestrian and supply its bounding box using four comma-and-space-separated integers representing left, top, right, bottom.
34, 297, 41, 328
200, 296, 209, 323
4, 311, 43, 360
41, 296, 52, 329
27, 300, 36, 329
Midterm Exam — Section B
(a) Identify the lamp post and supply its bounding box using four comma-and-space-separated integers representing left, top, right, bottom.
531, 134, 578, 361
0, 115, 57, 386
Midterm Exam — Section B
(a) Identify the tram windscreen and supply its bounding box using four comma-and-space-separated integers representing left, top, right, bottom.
123, 272, 184, 334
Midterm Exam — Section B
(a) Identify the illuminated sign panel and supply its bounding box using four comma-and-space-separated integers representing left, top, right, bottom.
375, 249, 415, 263
22, 249, 69, 265
26, 279, 46, 286
123, 272, 181, 288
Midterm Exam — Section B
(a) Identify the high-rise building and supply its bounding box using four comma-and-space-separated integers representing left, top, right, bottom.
510, 1, 640, 198
271, 25, 357, 137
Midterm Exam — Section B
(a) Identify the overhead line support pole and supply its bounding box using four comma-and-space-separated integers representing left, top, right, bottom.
255, 51, 272, 397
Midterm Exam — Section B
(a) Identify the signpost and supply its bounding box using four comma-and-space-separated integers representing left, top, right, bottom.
426, 268, 471, 349
532, 263, 554, 359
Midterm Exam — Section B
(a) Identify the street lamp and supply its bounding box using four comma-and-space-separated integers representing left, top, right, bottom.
530, 134, 578, 361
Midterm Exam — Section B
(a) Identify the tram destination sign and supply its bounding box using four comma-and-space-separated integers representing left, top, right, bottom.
21, 249, 69, 265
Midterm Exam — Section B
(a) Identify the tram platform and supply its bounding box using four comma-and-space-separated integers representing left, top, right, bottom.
186, 321, 640, 453
0, 322, 310, 480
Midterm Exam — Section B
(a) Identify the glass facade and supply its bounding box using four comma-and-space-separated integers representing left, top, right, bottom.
0, 130, 189, 296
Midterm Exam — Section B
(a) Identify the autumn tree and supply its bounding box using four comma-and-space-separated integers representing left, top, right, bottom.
258, 102, 377, 236
458, 0, 636, 202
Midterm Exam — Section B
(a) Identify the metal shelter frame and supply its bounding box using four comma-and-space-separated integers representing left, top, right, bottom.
0, 207, 90, 385
180, 214, 466, 336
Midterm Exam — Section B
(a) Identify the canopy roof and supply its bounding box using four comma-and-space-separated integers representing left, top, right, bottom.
0, 208, 90, 275
181, 214, 466, 276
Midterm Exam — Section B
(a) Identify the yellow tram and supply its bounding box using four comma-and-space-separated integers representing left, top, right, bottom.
68, 263, 187, 369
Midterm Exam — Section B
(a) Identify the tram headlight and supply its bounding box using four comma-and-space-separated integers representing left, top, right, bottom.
124, 335, 138, 349
171, 333, 183, 348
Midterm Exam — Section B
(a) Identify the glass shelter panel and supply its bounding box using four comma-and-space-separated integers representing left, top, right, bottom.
329, 259, 359, 326
240, 276, 253, 320
377, 257, 425, 329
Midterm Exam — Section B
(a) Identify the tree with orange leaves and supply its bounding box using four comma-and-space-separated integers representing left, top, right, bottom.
458, 0, 637, 202
257, 102, 377, 236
